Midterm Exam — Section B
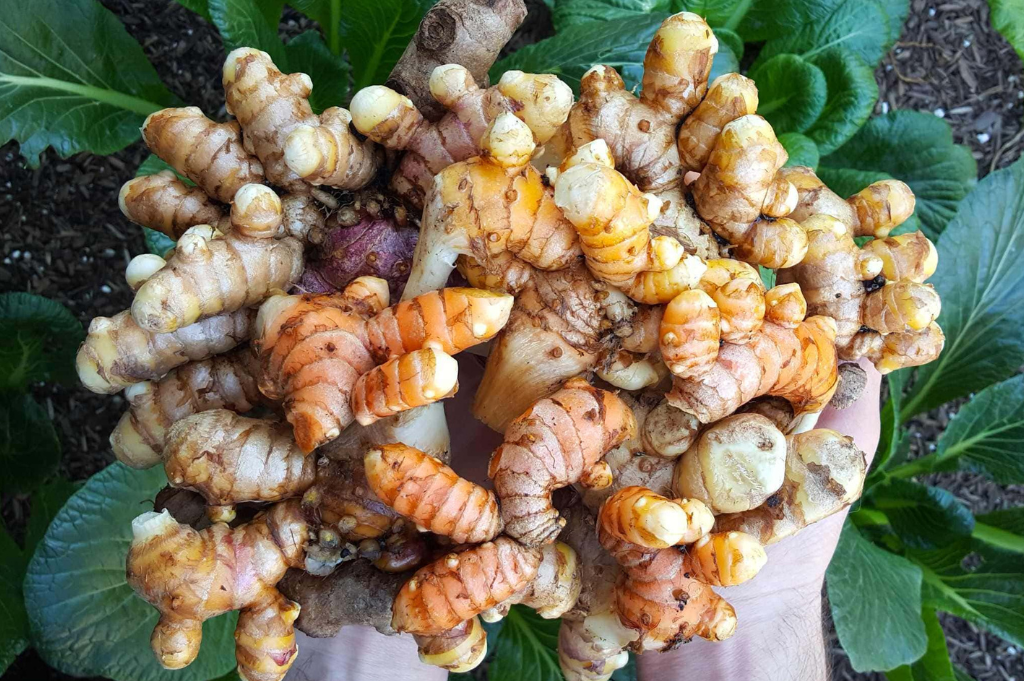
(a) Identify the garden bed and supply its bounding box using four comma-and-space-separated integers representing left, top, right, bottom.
1, 0, 1021, 679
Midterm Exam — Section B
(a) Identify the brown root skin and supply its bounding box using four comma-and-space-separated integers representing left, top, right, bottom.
488, 378, 637, 547
392, 537, 542, 635
76, 308, 255, 395
278, 560, 409, 638
365, 443, 502, 543
142, 107, 264, 203
302, 457, 400, 542
352, 68, 572, 210
691, 115, 808, 269
130, 225, 304, 334
110, 349, 265, 469
119, 171, 226, 239
598, 487, 714, 551
673, 413, 787, 514
715, 429, 867, 544
223, 48, 376, 193
127, 500, 308, 680
777, 214, 943, 371
667, 315, 839, 424
473, 262, 606, 433
163, 410, 316, 518
830, 362, 868, 410
402, 113, 580, 298
385, 0, 527, 121
257, 279, 511, 452
557, 13, 717, 194
483, 542, 582, 623
678, 73, 759, 173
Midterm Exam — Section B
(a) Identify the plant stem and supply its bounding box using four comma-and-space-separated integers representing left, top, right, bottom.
329, 0, 342, 55
851, 508, 889, 527
0, 74, 163, 116
888, 452, 940, 479
723, 0, 753, 31
972, 522, 1024, 554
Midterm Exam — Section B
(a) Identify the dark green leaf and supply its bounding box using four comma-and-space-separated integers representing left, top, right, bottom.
342, 0, 433, 91
24, 478, 79, 557
827, 520, 928, 671
487, 604, 562, 681
750, 54, 827, 134
0, 524, 28, 676
23, 463, 238, 681
805, 48, 878, 155
913, 543, 1024, 648
493, 13, 669, 94
933, 375, 1024, 484
885, 608, 956, 681
284, 31, 351, 112
210, 0, 288, 65
973, 507, 1024, 555
987, 0, 1024, 63
0, 292, 84, 391
779, 132, 820, 170
551, 0, 670, 31
0, 0, 179, 166
708, 30, 739, 83
868, 479, 974, 550
0, 394, 61, 495
900, 157, 1024, 417
672, 0, 754, 30
289, 0, 344, 54
713, 27, 744, 62
176, 0, 213, 22
742, 0, 902, 69
819, 111, 976, 239
874, 369, 907, 476
144, 230, 177, 258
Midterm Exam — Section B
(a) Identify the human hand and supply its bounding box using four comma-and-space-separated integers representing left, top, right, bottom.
637, 358, 882, 680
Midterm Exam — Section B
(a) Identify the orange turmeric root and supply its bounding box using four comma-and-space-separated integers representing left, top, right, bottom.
257, 277, 512, 451
126, 500, 308, 681
391, 537, 542, 635
488, 377, 636, 546
667, 315, 839, 423
596, 488, 766, 652
364, 443, 502, 543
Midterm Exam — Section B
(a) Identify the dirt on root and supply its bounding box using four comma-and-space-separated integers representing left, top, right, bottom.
1, 0, 1023, 680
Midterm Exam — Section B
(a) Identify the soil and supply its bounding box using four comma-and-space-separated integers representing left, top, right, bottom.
1, 0, 1022, 679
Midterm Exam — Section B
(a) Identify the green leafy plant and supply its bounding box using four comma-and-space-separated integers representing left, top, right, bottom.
825, 155, 1024, 677
0, 293, 83, 494
0, 0, 434, 165
22, 463, 239, 681
0, 478, 78, 675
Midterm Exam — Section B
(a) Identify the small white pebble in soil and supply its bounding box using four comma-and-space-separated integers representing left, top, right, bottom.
881, 102, 890, 114
22, 251, 31, 260
100, 285, 112, 294
2, 258, 10, 266
895, 47, 902, 54
933, 108, 945, 118
1008, 647, 1017, 655
11, 250, 21, 259
80, 256, 88, 263
977, 133, 991, 144
928, 443, 936, 451
962, 39, 971, 48
1017, 90, 1023, 99
4, 153, 11, 162
885, 64, 893, 72
928, 6, 936, 15
102, 248, 116, 258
